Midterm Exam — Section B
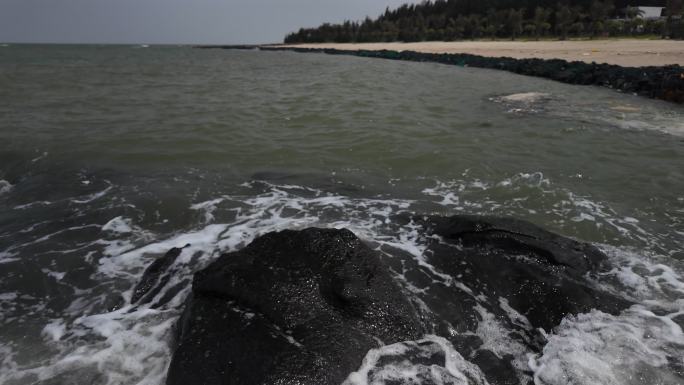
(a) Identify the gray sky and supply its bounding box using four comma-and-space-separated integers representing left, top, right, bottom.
0, 0, 415, 44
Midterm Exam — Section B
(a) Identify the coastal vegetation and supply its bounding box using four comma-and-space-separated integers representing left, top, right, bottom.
284, 0, 684, 43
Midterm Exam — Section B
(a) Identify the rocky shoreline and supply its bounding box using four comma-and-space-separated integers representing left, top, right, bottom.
140, 215, 632, 385
246, 46, 684, 104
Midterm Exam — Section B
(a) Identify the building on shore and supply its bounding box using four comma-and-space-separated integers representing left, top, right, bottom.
636, 6, 666, 19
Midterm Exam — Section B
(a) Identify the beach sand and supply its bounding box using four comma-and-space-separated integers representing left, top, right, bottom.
281, 40, 684, 67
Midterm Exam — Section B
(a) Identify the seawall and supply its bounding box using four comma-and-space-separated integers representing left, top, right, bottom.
258, 46, 684, 104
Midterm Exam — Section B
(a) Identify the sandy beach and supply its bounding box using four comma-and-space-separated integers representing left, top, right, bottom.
282, 39, 684, 67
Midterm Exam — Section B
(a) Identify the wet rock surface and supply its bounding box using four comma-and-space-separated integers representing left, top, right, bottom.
420, 214, 630, 335
166, 228, 424, 385
130, 244, 188, 306
258, 47, 684, 104
154, 216, 633, 385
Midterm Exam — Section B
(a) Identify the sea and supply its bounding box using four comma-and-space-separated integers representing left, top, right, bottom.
0, 44, 683, 385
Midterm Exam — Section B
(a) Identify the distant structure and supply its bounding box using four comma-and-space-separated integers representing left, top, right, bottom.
636, 6, 666, 19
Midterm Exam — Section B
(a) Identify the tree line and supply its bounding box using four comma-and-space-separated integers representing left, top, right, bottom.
284, 0, 684, 43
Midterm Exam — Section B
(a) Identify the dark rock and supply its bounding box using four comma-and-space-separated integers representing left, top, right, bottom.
154, 216, 633, 385
131, 245, 187, 305
425, 215, 607, 273
254, 46, 684, 104
166, 228, 423, 385
420, 215, 630, 332
471, 349, 519, 385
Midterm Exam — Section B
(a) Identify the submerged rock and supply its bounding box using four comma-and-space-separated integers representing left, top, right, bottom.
154, 216, 632, 385
131, 244, 189, 307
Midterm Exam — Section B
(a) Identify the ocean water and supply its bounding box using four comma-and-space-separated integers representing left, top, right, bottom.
0, 44, 683, 385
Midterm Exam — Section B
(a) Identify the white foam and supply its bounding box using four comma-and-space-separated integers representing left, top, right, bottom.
473, 304, 531, 382
97, 223, 228, 281
3, 180, 682, 385
0, 292, 18, 301
499, 92, 551, 103
13, 200, 53, 210
490, 92, 551, 113
42, 269, 66, 281
421, 173, 675, 254
343, 335, 489, 385
1, 225, 102, 258
422, 172, 550, 210
529, 306, 684, 385
0, 182, 425, 385
71, 184, 113, 204
31, 151, 48, 163
0, 179, 12, 195
102, 216, 135, 234
0, 250, 19, 264
42, 319, 67, 342
190, 197, 226, 223
529, 243, 684, 385
498, 297, 533, 331
595, 245, 684, 302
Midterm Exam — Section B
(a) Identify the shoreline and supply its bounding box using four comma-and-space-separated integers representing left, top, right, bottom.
248, 42, 684, 104
278, 40, 684, 68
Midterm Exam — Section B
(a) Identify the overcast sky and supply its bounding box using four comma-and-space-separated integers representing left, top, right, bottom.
0, 0, 416, 44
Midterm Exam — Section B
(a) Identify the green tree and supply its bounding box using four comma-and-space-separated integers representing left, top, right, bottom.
555, 6, 575, 40
467, 14, 483, 40
533, 7, 552, 40
485, 8, 499, 39
454, 14, 468, 39
571, 21, 585, 37
645, 19, 666, 35
605, 19, 624, 36
624, 6, 644, 35
589, 0, 614, 38
445, 18, 457, 40
281, 0, 670, 43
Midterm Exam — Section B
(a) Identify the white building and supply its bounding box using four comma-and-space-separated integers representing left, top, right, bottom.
636, 6, 665, 19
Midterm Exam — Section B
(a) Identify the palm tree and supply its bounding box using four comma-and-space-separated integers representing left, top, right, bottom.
624, 5, 643, 19
623, 6, 644, 35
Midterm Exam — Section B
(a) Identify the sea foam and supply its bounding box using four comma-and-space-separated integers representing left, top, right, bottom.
1, 180, 682, 385
0, 179, 12, 195
343, 335, 489, 385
